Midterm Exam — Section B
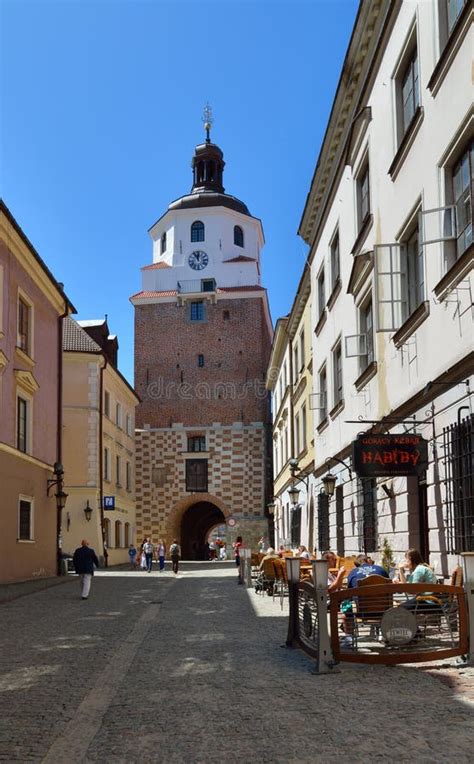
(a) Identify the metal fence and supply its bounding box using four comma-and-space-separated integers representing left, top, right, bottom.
443, 413, 474, 554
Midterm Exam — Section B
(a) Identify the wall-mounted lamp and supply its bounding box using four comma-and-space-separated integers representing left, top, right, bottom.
288, 484, 301, 506
267, 500, 276, 516
381, 482, 395, 499
84, 500, 93, 522
322, 472, 337, 497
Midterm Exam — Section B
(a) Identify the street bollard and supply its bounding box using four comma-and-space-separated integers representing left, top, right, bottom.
461, 552, 474, 665
285, 557, 301, 647
312, 559, 339, 674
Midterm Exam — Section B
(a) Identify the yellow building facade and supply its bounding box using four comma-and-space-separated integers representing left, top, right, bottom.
62, 317, 139, 565
266, 266, 315, 550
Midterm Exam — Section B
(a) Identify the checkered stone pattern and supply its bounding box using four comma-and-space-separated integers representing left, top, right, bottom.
135, 424, 267, 542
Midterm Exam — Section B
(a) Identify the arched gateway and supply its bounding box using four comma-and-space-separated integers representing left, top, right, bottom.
164, 493, 230, 560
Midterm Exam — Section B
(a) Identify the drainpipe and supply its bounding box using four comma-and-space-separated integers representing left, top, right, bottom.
99, 353, 108, 567
56, 309, 68, 577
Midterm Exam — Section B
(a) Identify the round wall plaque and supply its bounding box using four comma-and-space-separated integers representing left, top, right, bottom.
381, 607, 417, 645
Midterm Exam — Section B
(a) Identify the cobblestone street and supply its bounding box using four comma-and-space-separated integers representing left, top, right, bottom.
1, 563, 473, 762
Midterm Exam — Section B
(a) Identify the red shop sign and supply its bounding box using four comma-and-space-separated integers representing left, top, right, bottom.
352, 433, 429, 477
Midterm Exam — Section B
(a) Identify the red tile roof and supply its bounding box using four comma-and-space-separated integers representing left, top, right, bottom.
130, 285, 265, 301
141, 262, 172, 270
130, 290, 178, 299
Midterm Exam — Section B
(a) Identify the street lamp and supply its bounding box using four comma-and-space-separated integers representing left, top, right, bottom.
83, 500, 93, 522
267, 500, 276, 515
47, 462, 68, 577
322, 472, 337, 497
286, 556, 301, 584
288, 484, 301, 506
55, 489, 68, 510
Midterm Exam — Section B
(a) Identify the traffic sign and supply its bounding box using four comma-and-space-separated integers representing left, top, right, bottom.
103, 496, 115, 510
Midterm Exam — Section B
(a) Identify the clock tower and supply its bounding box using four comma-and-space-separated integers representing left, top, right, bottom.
131, 112, 273, 557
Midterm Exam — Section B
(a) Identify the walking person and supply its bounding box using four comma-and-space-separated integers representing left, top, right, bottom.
169, 539, 181, 574
143, 538, 154, 572
233, 535, 243, 584
73, 539, 99, 600
128, 544, 137, 570
157, 539, 166, 572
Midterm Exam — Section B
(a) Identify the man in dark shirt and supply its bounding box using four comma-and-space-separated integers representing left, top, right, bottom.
348, 553, 389, 588
73, 539, 99, 599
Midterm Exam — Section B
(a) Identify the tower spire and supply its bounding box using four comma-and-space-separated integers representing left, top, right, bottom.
202, 102, 213, 143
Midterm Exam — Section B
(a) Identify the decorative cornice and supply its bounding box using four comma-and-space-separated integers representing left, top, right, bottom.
14, 369, 39, 395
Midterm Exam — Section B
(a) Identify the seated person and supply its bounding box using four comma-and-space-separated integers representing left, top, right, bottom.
341, 554, 389, 647
398, 548, 439, 612
258, 547, 279, 570
322, 551, 345, 592
347, 553, 389, 588
298, 545, 311, 560
278, 545, 286, 558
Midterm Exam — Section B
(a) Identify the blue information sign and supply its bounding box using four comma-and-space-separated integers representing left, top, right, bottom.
103, 496, 115, 510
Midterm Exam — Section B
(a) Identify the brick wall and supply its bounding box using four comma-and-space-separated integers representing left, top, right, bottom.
134, 295, 271, 428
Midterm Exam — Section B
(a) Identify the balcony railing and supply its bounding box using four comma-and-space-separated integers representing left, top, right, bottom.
177, 279, 216, 294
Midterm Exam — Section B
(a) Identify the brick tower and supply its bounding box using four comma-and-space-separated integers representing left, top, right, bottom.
132, 113, 273, 557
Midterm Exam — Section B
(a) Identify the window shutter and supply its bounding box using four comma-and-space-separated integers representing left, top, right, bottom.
373, 243, 406, 332
419, 205, 456, 246
344, 334, 367, 358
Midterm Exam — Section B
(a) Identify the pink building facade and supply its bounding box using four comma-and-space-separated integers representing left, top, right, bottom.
0, 202, 74, 583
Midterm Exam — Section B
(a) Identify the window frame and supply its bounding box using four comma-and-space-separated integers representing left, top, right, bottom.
161, 231, 167, 254
234, 225, 244, 247
17, 395, 28, 453
318, 492, 330, 553
359, 294, 374, 374
188, 435, 206, 452
356, 155, 371, 233
126, 461, 132, 491
104, 391, 111, 418
189, 301, 205, 322
318, 364, 327, 423
332, 340, 343, 407
191, 220, 205, 243
359, 478, 378, 554
18, 496, 34, 541
115, 402, 122, 429
104, 447, 110, 481
330, 227, 340, 292
317, 265, 325, 319
185, 458, 208, 492
17, 291, 33, 357
116, 454, 121, 487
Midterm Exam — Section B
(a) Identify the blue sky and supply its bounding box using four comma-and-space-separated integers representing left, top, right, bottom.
1, 0, 358, 383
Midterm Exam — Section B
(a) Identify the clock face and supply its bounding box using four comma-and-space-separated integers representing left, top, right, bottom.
188, 250, 209, 271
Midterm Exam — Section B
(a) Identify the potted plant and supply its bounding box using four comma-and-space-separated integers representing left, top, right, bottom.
380, 537, 396, 575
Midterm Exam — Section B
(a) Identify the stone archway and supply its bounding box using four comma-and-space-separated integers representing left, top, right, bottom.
164, 493, 231, 559
181, 502, 226, 560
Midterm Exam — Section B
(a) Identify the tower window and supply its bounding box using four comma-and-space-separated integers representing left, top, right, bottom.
191, 221, 205, 242
198, 354, 205, 367
234, 225, 244, 247
190, 301, 205, 321
188, 435, 206, 452
161, 231, 167, 254
223, 310, 230, 320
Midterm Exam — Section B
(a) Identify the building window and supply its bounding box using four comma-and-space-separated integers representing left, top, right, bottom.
452, 140, 473, 258
293, 345, 299, 384
17, 396, 28, 453
115, 520, 122, 548
401, 48, 419, 136
444, 413, 474, 553
188, 435, 206, 452
318, 492, 330, 553
295, 413, 300, 455
332, 341, 343, 407
359, 478, 377, 554
126, 461, 131, 491
283, 425, 288, 464
18, 296, 31, 355
104, 391, 110, 418
404, 226, 424, 317
234, 225, 244, 247
447, 0, 467, 34
104, 447, 110, 481
116, 455, 121, 486
336, 485, 345, 557
317, 267, 325, 318
359, 296, 374, 373
161, 231, 167, 254
104, 518, 111, 547
18, 498, 33, 541
126, 413, 132, 436
299, 330, 305, 370
223, 310, 230, 320
124, 522, 130, 547
191, 220, 205, 242
330, 229, 340, 292
185, 459, 208, 492
201, 278, 216, 292
197, 354, 205, 367
301, 404, 307, 451
356, 159, 370, 231
291, 505, 302, 547
190, 301, 205, 321
318, 365, 327, 423
115, 403, 122, 428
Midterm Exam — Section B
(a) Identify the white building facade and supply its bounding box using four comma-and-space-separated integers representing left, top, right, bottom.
298, 0, 472, 575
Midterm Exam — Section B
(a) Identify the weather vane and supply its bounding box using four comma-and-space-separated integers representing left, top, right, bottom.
202, 102, 213, 143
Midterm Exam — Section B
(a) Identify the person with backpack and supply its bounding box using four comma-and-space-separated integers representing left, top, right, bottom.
169, 539, 181, 574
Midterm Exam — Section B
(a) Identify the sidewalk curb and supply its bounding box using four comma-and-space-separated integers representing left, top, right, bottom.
0, 574, 74, 605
